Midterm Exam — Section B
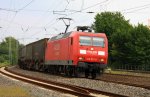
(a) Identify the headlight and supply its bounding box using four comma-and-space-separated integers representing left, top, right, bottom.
79, 57, 84, 60
100, 59, 104, 62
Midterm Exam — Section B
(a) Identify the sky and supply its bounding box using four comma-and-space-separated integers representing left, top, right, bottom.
0, 0, 150, 44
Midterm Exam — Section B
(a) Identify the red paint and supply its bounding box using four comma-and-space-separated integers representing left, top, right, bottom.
45, 31, 108, 66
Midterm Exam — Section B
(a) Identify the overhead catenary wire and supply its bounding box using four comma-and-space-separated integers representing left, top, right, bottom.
0, 0, 36, 46
64, 0, 109, 17
64, 0, 71, 10
2, 0, 35, 33
1, 1, 91, 44
0, 8, 17, 12
29, 20, 59, 38
27, 0, 65, 37
65, 0, 69, 4
29, 0, 62, 26
1, 0, 109, 33
29, 0, 110, 38
123, 6, 150, 14
17, 0, 35, 12
80, 0, 84, 11
2, 0, 150, 45
81, 0, 109, 11
121, 3, 150, 12
122, 3, 150, 14
29, 19, 60, 38
28, 0, 71, 38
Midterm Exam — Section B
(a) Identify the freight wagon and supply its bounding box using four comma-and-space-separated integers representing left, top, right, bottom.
18, 38, 48, 70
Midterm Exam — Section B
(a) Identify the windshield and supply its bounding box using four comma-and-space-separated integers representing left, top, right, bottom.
79, 36, 91, 46
93, 37, 104, 47
79, 36, 104, 47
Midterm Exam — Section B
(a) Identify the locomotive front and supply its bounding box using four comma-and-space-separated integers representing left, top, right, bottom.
73, 32, 108, 78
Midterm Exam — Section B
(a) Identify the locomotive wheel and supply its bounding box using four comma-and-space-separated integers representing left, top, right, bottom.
64, 66, 73, 77
85, 69, 89, 78
35, 62, 39, 71
100, 69, 104, 74
26, 62, 30, 70
22, 62, 26, 70
69, 67, 73, 77
19, 64, 22, 69
37, 64, 43, 72
64, 66, 69, 77
74, 67, 80, 78
91, 70, 96, 79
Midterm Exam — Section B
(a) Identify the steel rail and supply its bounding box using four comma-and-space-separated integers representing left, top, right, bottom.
97, 74, 150, 90
0, 67, 94, 97
3, 67, 128, 97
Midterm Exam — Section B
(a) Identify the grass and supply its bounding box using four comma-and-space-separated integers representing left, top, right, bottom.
105, 68, 150, 77
0, 63, 10, 68
105, 69, 130, 74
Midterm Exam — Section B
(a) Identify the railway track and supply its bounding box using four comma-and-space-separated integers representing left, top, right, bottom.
98, 73, 150, 90
0, 67, 127, 97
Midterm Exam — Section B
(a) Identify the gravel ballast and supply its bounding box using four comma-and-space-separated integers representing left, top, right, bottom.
7, 66, 150, 97
0, 72, 75, 97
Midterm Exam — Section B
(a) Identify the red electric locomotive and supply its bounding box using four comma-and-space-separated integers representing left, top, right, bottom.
18, 27, 108, 79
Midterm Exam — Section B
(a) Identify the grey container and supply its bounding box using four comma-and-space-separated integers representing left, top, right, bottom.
32, 38, 48, 61
19, 46, 26, 59
19, 38, 49, 62
26, 44, 33, 60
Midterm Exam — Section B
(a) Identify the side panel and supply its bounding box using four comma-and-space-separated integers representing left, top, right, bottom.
32, 39, 48, 61
19, 46, 26, 59
45, 37, 73, 65
60, 38, 69, 60
72, 34, 79, 65
19, 38, 48, 62
26, 44, 33, 60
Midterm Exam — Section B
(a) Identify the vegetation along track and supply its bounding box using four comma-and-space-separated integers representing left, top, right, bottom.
98, 73, 150, 90
0, 67, 127, 97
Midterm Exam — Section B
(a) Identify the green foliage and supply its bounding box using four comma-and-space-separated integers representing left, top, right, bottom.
127, 24, 150, 70
93, 12, 133, 64
0, 37, 24, 65
111, 31, 132, 65
93, 12, 132, 37
93, 12, 150, 71
93, 12, 133, 53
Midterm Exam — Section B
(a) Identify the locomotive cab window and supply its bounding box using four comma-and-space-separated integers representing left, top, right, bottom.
79, 36, 105, 47
79, 36, 91, 46
93, 37, 104, 47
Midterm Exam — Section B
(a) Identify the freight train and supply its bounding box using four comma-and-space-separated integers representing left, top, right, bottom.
18, 28, 108, 79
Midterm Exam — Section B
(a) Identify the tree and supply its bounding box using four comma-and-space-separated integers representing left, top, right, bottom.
93, 12, 133, 65
111, 31, 132, 68
93, 12, 132, 36
0, 37, 24, 65
127, 24, 150, 70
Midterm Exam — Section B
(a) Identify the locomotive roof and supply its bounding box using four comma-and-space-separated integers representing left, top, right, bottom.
49, 32, 72, 41
48, 31, 106, 41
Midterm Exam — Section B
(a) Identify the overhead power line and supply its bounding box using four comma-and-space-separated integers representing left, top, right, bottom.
124, 6, 150, 14
64, 0, 109, 17
65, 0, 69, 4
0, 7, 56, 13
0, 8, 17, 12
80, 0, 84, 11
64, 0, 71, 10
17, 0, 35, 11
81, 0, 109, 11
122, 3, 150, 13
